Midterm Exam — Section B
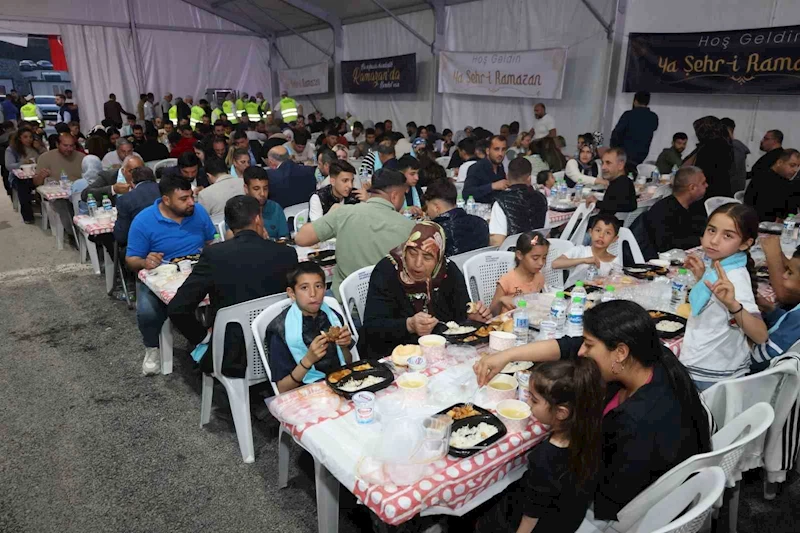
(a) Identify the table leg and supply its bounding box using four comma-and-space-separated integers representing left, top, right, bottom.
103, 247, 115, 293
314, 459, 340, 533
40, 199, 50, 232
159, 319, 174, 375
53, 212, 65, 250
84, 233, 101, 275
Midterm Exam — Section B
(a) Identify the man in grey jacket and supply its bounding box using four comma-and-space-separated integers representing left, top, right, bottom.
82, 154, 144, 206
721, 117, 750, 193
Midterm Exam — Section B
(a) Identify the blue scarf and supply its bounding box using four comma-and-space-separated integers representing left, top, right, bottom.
688, 252, 747, 316
230, 165, 239, 179
285, 302, 345, 384
372, 152, 383, 173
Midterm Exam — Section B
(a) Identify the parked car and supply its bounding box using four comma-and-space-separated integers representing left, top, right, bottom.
34, 95, 59, 123
36, 60, 54, 70
18, 60, 37, 72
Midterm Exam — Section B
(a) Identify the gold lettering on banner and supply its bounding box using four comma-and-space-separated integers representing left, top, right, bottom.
494, 71, 542, 86
352, 67, 402, 88
659, 56, 678, 73
745, 53, 800, 73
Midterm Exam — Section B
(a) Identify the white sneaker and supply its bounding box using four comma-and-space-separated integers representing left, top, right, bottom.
142, 347, 161, 376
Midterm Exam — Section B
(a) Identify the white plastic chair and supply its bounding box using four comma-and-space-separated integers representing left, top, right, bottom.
636, 163, 657, 179
618, 206, 648, 229
628, 467, 726, 533
153, 158, 177, 172
292, 208, 309, 233
251, 296, 357, 487
562, 202, 594, 246
450, 245, 498, 273
436, 156, 451, 168
553, 170, 566, 182
199, 292, 287, 463
283, 202, 307, 221
704, 196, 740, 216
499, 229, 551, 252
462, 251, 515, 305
338, 265, 374, 336
733, 190, 745, 202
608, 227, 645, 264
217, 221, 226, 242
542, 238, 573, 291
591, 403, 775, 533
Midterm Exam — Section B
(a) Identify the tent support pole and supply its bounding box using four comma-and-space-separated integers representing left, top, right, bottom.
426, 0, 445, 127
125, 0, 146, 93
600, 0, 627, 140
368, 0, 433, 48
579, 0, 613, 39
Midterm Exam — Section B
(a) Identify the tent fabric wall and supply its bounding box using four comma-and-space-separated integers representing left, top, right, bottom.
611, 0, 800, 166
442, 0, 615, 151
275, 29, 335, 118
342, 11, 435, 129
132, 0, 243, 31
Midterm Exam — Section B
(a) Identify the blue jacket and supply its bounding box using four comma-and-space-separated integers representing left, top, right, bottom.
751, 303, 800, 372
1, 99, 18, 121
433, 207, 489, 257
113, 181, 161, 245
463, 158, 506, 204
610, 107, 659, 165
267, 160, 316, 209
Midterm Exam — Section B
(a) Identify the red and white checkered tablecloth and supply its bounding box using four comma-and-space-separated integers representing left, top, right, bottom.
12, 169, 33, 180
36, 185, 70, 200
269, 347, 550, 526
74, 213, 116, 235
547, 209, 574, 226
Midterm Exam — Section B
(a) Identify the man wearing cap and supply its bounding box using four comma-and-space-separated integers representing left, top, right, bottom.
274, 90, 302, 124
295, 168, 415, 298
20, 95, 43, 126
102, 137, 140, 169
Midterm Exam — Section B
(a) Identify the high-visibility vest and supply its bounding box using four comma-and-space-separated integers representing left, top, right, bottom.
279, 97, 298, 122
259, 100, 272, 118
235, 99, 246, 116
245, 102, 261, 122
20, 103, 41, 125
168, 105, 178, 126
211, 107, 221, 123
190, 105, 205, 129
222, 100, 237, 123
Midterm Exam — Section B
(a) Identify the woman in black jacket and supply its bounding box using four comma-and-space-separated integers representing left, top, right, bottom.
474, 300, 711, 522
685, 115, 734, 199
361, 221, 492, 359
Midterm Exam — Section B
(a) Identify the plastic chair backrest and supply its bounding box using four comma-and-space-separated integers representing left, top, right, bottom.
733, 190, 745, 202
217, 221, 226, 241
553, 170, 565, 182
436, 156, 451, 168
153, 158, 177, 171
561, 202, 593, 245
212, 293, 288, 386
338, 265, 375, 335
542, 238, 573, 290
499, 233, 522, 252
292, 208, 309, 232
636, 163, 657, 179
251, 296, 357, 396
70, 190, 81, 215
450, 245, 498, 273
614, 403, 774, 531
628, 467, 726, 533
608, 227, 645, 264
283, 202, 307, 220
617, 206, 648, 229
462, 251, 515, 304
704, 196, 740, 216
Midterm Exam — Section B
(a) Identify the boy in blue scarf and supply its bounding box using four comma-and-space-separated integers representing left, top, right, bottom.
267, 262, 353, 392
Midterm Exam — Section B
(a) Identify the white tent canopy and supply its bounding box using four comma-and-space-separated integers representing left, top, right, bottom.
1, 0, 799, 164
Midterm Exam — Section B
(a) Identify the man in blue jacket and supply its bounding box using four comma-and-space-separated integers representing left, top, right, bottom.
265, 145, 316, 209
610, 91, 659, 166
113, 166, 161, 245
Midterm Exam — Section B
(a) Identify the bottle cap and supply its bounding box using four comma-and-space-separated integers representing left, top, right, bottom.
467, 195, 474, 201
606, 285, 615, 292
517, 300, 527, 308
575, 281, 584, 287
678, 268, 687, 274
214, 233, 220, 239
572, 297, 582, 303
556, 291, 565, 298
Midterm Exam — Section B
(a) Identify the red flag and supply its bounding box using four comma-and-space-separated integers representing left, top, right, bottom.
48, 35, 68, 72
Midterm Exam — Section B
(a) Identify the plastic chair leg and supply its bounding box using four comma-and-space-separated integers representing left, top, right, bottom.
85, 234, 101, 275
278, 425, 291, 488
40, 199, 50, 231
314, 458, 340, 533
222, 377, 255, 463
159, 319, 174, 375
728, 481, 740, 533
200, 373, 214, 427
103, 247, 115, 293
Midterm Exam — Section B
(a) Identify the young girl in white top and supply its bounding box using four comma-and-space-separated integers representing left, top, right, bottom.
681, 203, 768, 391
552, 213, 622, 288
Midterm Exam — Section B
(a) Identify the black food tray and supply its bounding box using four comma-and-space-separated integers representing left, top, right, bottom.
325, 362, 394, 399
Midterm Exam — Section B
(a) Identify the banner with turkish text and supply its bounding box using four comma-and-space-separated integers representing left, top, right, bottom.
438, 49, 567, 99
341, 53, 416, 93
278, 62, 329, 96
623, 26, 800, 94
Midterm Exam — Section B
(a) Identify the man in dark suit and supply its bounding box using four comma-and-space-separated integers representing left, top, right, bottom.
167, 195, 299, 376
82, 154, 144, 205
161, 151, 210, 188
113, 166, 161, 245
265, 145, 316, 208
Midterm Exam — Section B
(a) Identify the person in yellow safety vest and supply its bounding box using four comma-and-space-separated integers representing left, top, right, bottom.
276, 90, 300, 123
210, 102, 222, 123
235, 92, 247, 120
255, 92, 272, 120
245, 97, 261, 122
20, 95, 43, 126
223, 94, 237, 124
189, 103, 205, 130
168, 104, 178, 126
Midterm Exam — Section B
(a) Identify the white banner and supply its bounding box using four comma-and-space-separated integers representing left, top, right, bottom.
278, 62, 329, 96
438, 48, 567, 99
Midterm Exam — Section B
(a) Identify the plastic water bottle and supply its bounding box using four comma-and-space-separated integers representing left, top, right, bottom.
456, 194, 465, 209
571, 281, 587, 306
651, 170, 661, 182
60, 170, 69, 190
550, 293, 568, 338
636, 172, 647, 186
574, 184, 584, 200
296, 214, 305, 230
558, 183, 568, 201
513, 300, 529, 346
102, 195, 112, 212
87, 194, 97, 217
212, 232, 221, 244
601, 285, 616, 303
585, 264, 598, 282
671, 165, 679, 179
466, 196, 476, 215
566, 297, 584, 337
781, 215, 796, 246
670, 268, 691, 311
628, 172, 635, 181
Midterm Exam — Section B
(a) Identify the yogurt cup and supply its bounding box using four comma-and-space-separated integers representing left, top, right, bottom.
515, 370, 531, 403
353, 391, 376, 424
407, 355, 427, 372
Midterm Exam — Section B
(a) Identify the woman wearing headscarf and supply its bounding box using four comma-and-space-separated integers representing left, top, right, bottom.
72, 155, 103, 215
361, 221, 492, 358
564, 143, 607, 187
684, 115, 733, 199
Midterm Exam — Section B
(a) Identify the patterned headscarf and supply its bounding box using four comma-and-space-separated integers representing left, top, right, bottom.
693, 116, 727, 144
388, 221, 448, 313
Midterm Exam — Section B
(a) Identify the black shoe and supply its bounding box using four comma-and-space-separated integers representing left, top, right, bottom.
23, 219, 35, 225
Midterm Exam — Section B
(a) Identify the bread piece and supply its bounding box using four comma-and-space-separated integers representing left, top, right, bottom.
391, 344, 422, 366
